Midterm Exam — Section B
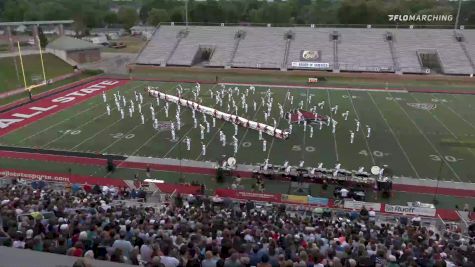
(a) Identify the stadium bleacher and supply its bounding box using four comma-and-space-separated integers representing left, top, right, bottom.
392, 29, 473, 74
135, 25, 475, 75
463, 31, 475, 73
337, 28, 394, 72
232, 27, 287, 69
0, 176, 474, 267
286, 28, 334, 70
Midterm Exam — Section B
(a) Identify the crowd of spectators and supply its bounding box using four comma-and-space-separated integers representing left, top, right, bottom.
0, 177, 474, 267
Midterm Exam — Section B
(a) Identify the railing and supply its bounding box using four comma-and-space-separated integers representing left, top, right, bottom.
388, 39, 400, 72
459, 41, 475, 73
134, 25, 160, 64
281, 38, 291, 70
333, 38, 339, 70
227, 36, 241, 67
161, 22, 475, 30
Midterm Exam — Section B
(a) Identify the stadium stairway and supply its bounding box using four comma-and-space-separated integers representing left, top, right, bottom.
387, 32, 401, 73
165, 28, 189, 66
459, 41, 475, 74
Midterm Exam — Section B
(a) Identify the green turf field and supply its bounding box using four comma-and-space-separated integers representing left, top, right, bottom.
1, 80, 474, 183
0, 53, 73, 92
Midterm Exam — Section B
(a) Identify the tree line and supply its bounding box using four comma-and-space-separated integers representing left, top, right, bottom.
0, 0, 474, 33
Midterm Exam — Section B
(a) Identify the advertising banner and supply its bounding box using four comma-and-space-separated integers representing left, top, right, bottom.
307, 196, 329, 206
215, 189, 281, 203
385, 204, 436, 217
344, 200, 382, 211
291, 62, 330, 69
281, 194, 308, 204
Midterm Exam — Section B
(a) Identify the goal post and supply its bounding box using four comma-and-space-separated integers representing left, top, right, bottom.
17, 38, 48, 100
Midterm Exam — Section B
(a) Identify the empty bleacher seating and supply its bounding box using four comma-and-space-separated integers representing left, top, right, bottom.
135, 25, 475, 75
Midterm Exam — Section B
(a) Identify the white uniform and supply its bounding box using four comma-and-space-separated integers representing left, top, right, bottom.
200, 124, 205, 140
106, 104, 111, 116
262, 140, 267, 152
141, 114, 145, 125
201, 144, 206, 156
185, 137, 191, 151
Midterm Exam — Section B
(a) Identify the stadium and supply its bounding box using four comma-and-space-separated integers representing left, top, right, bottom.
0, 0, 474, 266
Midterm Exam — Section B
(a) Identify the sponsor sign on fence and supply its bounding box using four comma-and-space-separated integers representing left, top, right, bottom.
385, 204, 436, 217
215, 189, 281, 203
344, 200, 382, 211
291, 62, 330, 69
307, 196, 329, 206
281, 194, 308, 204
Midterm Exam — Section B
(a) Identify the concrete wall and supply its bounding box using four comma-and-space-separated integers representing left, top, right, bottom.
67, 49, 101, 64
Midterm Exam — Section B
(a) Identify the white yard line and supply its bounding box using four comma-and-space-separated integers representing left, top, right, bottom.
162, 84, 218, 159
299, 88, 309, 161
43, 83, 144, 149
194, 84, 253, 161
220, 82, 408, 93
367, 92, 420, 178
411, 94, 475, 158
388, 92, 461, 181
265, 88, 290, 161
18, 104, 100, 144
434, 94, 475, 130
347, 90, 376, 165
99, 103, 154, 153
43, 108, 118, 149
326, 90, 340, 162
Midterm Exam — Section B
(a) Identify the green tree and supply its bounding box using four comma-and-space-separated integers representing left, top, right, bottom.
118, 7, 139, 30
147, 8, 170, 25
104, 12, 119, 25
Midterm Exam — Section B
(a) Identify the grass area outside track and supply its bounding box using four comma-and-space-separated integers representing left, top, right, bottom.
0, 53, 73, 93
1, 157, 471, 209
1, 80, 474, 183
0, 73, 92, 107
102, 36, 147, 53
130, 67, 475, 92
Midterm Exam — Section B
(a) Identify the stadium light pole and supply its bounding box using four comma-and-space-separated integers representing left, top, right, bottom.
454, 0, 462, 30
185, 0, 189, 27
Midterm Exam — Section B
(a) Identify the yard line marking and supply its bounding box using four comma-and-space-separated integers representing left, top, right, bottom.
347, 90, 375, 165
100, 104, 154, 153
299, 88, 309, 161
103, 84, 194, 177
163, 84, 218, 159
18, 103, 100, 144
43, 83, 144, 149
434, 94, 475, 130
265, 88, 290, 162
194, 84, 253, 161
388, 92, 461, 181
367, 92, 420, 178
193, 121, 226, 161
412, 94, 475, 159
326, 90, 340, 162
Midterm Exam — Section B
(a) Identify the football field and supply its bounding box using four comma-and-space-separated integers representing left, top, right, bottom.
0, 79, 474, 183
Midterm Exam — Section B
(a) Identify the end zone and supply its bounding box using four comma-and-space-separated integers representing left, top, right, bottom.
0, 79, 129, 137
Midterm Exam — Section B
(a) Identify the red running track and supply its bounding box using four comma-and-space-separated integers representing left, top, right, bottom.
1, 150, 474, 198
